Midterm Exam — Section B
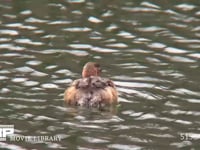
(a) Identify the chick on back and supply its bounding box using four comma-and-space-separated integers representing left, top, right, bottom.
64, 62, 118, 108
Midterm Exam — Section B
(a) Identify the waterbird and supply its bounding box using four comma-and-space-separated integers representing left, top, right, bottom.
64, 62, 118, 108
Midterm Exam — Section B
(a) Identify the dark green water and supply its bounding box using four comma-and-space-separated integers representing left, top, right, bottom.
0, 0, 200, 149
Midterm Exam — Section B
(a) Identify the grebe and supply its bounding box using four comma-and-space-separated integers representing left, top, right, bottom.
64, 62, 118, 108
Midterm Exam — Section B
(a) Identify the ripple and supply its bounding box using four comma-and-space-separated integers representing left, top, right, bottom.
158, 70, 185, 78
23, 81, 39, 86
8, 103, 28, 109
0, 142, 26, 150
0, 29, 18, 36
25, 17, 49, 23
34, 115, 57, 121
80, 136, 109, 144
22, 113, 34, 119
47, 143, 63, 149
165, 101, 180, 108
112, 124, 135, 131
136, 26, 165, 32
102, 10, 114, 17
134, 38, 151, 44
186, 98, 200, 104
48, 20, 71, 25
135, 113, 156, 120
122, 110, 143, 117
2, 14, 16, 19
170, 110, 200, 116
82, 116, 124, 123
91, 47, 119, 53
117, 87, 138, 94
66, 50, 89, 56
20, 10, 32, 15
141, 2, 160, 9
118, 97, 133, 103
0, 44, 25, 51
158, 116, 192, 125
175, 120, 192, 125
1, 97, 46, 102
63, 27, 91, 32
42, 34, 56, 39
122, 6, 160, 13
121, 135, 151, 144
168, 23, 188, 28
88, 16, 103, 23
173, 88, 200, 97
67, 0, 85, 4
0, 70, 10, 74
188, 133, 200, 140
11, 78, 28, 83
148, 133, 174, 138
168, 56, 196, 63
106, 43, 128, 48
196, 10, 200, 16
134, 76, 171, 83
15, 66, 35, 73
14, 39, 44, 46
0, 76, 9, 80
40, 49, 66, 54
108, 144, 141, 150
0, 37, 11, 42
63, 122, 106, 130
41, 83, 59, 89
175, 3, 196, 11
171, 141, 192, 148
115, 81, 154, 88
5, 23, 37, 30
69, 44, 92, 49
117, 31, 136, 39
41, 49, 88, 56
31, 71, 48, 77
188, 53, 200, 59
164, 47, 188, 54
45, 65, 57, 70
53, 79, 72, 84
148, 42, 166, 49
117, 64, 148, 69
106, 24, 119, 32
55, 69, 71, 74
26, 60, 42, 66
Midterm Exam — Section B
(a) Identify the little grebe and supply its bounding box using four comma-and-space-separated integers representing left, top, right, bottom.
64, 62, 118, 107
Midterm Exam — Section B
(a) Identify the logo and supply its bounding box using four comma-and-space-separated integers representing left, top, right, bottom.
0, 125, 14, 141
0, 124, 61, 142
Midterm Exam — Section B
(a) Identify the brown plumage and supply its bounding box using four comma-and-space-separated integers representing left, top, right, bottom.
64, 62, 118, 108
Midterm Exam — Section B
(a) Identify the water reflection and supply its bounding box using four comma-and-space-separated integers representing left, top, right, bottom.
0, 0, 200, 149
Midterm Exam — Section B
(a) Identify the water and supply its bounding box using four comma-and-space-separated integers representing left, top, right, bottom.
0, 0, 200, 149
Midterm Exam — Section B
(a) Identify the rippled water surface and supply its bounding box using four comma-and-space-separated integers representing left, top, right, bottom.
0, 0, 200, 149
